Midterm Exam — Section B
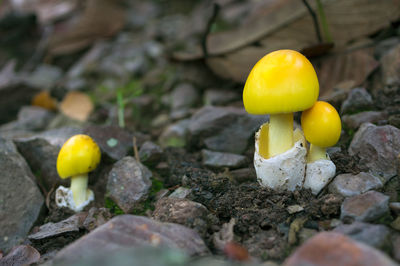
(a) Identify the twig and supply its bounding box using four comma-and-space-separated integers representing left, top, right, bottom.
316, 0, 333, 42
302, 0, 322, 43
201, 3, 220, 58
133, 136, 140, 162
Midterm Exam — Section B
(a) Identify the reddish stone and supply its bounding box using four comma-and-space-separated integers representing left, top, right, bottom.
284, 232, 396, 266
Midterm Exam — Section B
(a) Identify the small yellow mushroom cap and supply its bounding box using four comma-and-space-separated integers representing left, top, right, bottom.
243, 50, 319, 115
57, 134, 101, 179
301, 101, 341, 147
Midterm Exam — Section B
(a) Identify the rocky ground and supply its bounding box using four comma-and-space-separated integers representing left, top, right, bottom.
0, 0, 400, 266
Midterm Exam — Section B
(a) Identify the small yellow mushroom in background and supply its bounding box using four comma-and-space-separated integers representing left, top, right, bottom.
301, 101, 341, 194
55, 134, 101, 212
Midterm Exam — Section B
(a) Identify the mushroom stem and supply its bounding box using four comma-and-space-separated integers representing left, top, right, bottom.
268, 113, 294, 158
70, 174, 88, 208
307, 144, 327, 163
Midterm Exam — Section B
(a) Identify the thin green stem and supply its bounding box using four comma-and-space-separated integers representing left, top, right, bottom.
316, 0, 333, 42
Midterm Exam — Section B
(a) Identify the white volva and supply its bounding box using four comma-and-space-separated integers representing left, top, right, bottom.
55, 186, 94, 212
304, 159, 336, 195
254, 125, 307, 191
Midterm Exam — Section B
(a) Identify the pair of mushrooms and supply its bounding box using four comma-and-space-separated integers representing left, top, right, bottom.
244, 49, 341, 194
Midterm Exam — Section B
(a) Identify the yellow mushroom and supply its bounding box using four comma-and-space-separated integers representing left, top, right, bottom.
56, 134, 101, 211
301, 101, 341, 163
243, 50, 319, 158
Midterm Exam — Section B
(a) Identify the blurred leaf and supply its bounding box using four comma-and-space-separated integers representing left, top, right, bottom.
60, 91, 93, 121
31, 90, 58, 111
46, 0, 125, 57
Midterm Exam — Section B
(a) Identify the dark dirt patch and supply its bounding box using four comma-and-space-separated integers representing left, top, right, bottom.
163, 147, 344, 260
330, 148, 363, 175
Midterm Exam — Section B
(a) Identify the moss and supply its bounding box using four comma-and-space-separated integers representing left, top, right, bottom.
132, 178, 165, 215
105, 197, 125, 215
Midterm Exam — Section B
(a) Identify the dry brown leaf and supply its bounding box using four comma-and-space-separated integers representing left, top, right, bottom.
175, 0, 399, 83
60, 91, 93, 121
316, 48, 379, 98
32, 90, 58, 111
46, 0, 125, 57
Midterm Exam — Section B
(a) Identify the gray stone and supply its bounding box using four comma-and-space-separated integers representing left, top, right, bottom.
27, 127, 83, 148
342, 111, 388, 129
334, 222, 391, 249
159, 119, 190, 148
202, 149, 247, 168
0, 245, 40, 266
169, 187, 192, 199
340, 191, 389, 222
139, 141, 163, 165
15, 138, 61, 190
189, 106, 267, 154
204, 89, 239, 106
329, 172, 383, 197
0, 106, 54, 133
84, 125, 143, 161
170, 83, 199, 120
392, 234, 400, 262
106, 157, 152, 213
52, 215, 209, 265
374, 37, 400, 59
284, 232, 397, 266
380, 42, 400, 86
341, 88, 373, 114
349, 123, 400, 182
0, 138, 44, 252
153, 198, 209, 237
25, 64, 62, 89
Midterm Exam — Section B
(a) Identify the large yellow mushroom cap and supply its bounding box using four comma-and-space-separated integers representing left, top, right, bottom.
301, 101, 341, 147
243, 50, 319, 114
57, 134, 101, 179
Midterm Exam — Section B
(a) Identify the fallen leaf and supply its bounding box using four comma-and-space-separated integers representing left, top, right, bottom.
46, 0, 125, 58
32, 90, 58, 111
174, 0, 399, 82
223, 242, 250, 261
60, 91, 93, 121
0, 245, 40, 266
316, 48, 379, 99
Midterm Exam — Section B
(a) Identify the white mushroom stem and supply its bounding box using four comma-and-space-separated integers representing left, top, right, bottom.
70, 174, 89, 208
307, 144, 328, 163
269, 113, 294, 158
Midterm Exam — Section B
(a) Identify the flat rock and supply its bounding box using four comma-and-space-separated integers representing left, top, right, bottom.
349, 123, 400, 182
333, 222, 391, 249
25, 64, 62, 89
329, 172, 383, 197
189, 106, 267, 154
52, 215, 210, 265
25, 127, 83, 148
0, 138, 44, 252
15, 137, 62, 190
284, 232, 396, 266
170, 83, 199, 120
0, 106, 54, 133
159, 119, 190, 148
106, 157, 152, 213
389, 202, 400, 215
139, 141, 163, 165
0, 245, 40, 266
340, 88, 373, 114
84, 125, 143, 161
202, 149, 247, 168
340, 191, 389, 222
153, 198, 209, 236
204, 89, 239, 106
342, 111, 388, 129
169, 187, 192, 199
